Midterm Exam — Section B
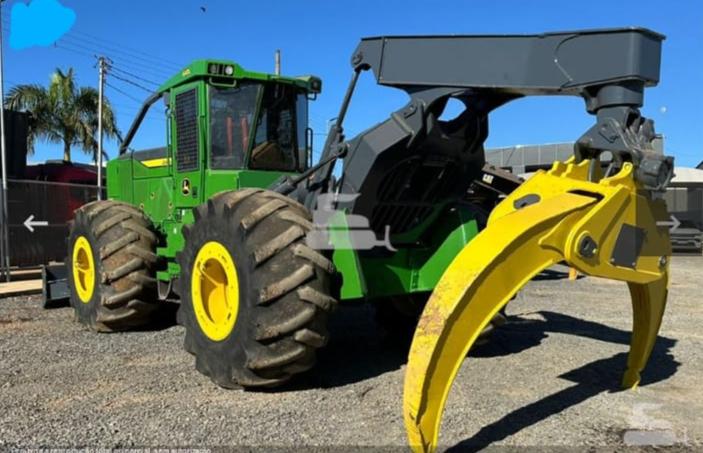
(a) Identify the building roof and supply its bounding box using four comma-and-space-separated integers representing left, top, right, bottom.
671, 167, 703, 185
486, 139, 665, 171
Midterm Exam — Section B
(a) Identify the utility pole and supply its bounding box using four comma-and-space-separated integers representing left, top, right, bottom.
0, 0, 10, 282
275, 49, 281, 76
97, 56, 106, 200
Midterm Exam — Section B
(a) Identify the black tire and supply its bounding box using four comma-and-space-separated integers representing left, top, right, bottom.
375, 293, 429, 339
177, 189, 337, 389
67, 200, 160, 331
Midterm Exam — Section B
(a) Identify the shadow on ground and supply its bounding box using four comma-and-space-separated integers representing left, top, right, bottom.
43, 299, 180, 332
287, 304, 679, 395
447, 311, 679, 452
286, 303, 410, 390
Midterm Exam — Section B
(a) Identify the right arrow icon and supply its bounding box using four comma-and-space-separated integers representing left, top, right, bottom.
657, 215, 681, 232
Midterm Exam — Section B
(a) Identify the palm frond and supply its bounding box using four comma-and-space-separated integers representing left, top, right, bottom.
10, 67, 123, 161
5, 84, 48, 111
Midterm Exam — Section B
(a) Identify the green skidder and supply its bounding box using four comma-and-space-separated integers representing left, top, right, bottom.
66, 58, 488, 388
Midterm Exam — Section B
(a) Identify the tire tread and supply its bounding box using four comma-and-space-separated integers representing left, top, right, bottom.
69, 200, 159, 332
178, 189, 337, 388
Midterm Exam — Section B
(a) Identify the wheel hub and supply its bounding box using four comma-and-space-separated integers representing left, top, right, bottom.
191, 241, 240, 341
72, 236, 95, 303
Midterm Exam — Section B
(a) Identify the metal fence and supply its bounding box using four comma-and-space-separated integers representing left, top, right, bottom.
0, 179, 101, 276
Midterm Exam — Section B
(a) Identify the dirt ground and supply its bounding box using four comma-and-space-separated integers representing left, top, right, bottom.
0, 256, 701, 450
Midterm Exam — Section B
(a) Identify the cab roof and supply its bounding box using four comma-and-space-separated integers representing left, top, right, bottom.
157, 59, 321, 93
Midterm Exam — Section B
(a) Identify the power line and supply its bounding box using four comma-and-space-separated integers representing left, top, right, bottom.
105, 81, 144, 104
68, 28, 183, 69
110, 66, 161, 88
52, 42, 95, 59
1, 22, 176, 83
101, 57, 172, 81
19, 28, 173, 81
53, 37, 174, 79
109, 71, 156, 94
53, 26, 181, 70
58, 35, 179, 74
1, 16, 182, 72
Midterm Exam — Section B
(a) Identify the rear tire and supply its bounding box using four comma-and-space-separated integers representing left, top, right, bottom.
177, 189, 337, 389
67, 200, 160, 332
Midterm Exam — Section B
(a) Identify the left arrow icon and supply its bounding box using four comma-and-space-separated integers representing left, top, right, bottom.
24, 215, 49, 233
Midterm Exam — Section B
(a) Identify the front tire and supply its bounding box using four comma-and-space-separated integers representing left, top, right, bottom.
67, 200, 160, 331
178, 189, 337, 388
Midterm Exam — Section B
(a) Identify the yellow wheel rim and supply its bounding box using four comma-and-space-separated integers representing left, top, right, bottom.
72, 236, 96, 304
191, 241, 240, 341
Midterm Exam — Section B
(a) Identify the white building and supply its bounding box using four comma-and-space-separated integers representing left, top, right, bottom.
486, 142, 703, 253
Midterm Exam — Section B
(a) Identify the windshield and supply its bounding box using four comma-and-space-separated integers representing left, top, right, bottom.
209, 82, 308, 172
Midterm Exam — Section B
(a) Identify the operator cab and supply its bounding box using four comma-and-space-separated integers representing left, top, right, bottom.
118, 59, 321, 175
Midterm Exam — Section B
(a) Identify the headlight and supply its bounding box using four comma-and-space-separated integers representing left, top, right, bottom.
224, 65, 234, 76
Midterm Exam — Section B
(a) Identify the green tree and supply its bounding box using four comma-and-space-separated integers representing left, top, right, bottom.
5, 68, 120, 162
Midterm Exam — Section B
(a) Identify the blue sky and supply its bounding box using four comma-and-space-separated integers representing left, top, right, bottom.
3, 0, 702, 167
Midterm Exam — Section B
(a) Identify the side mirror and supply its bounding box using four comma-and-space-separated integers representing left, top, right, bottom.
162, 92, 170, 108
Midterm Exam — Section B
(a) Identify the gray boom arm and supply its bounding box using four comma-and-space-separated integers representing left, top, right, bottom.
354, 28, 662, 110
281, 28, 672, 242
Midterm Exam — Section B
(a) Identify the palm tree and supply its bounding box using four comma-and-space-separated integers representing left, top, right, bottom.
5, 68, 120, 162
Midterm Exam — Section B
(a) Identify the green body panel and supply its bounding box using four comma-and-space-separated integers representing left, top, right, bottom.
331, 205, 480, 301
106, 159, 132, 202
105, 58, 482, 303
328, 214, 366, 300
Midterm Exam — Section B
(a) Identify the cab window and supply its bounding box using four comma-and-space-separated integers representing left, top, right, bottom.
209, 84, 259, 169
249, 83, 306, 172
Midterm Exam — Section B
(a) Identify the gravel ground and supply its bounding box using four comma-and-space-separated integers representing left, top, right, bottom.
0, 256, 701, 450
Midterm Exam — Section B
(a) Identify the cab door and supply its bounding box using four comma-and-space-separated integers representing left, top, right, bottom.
171, 82, 205, 209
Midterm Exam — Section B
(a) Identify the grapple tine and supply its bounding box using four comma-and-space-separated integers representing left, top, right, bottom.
623, 276, 669, 388
404, 192, 597, 452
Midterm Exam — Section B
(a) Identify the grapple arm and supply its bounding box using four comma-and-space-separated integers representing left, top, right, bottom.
404, 159, 671, 452
397, 28, 673, 453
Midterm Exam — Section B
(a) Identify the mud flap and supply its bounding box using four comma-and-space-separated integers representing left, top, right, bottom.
404, 159, 671, 452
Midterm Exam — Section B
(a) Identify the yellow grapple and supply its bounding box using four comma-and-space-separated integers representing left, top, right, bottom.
404, 157, 671, 452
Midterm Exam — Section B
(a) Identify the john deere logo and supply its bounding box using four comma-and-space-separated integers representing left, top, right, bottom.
181, 179, 191, 196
